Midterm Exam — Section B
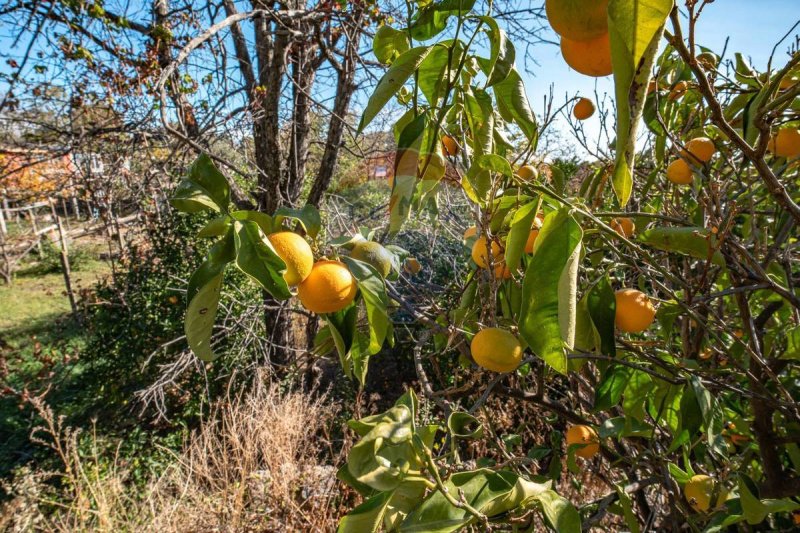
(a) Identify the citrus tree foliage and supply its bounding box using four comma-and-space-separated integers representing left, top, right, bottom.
172, 0, 800, 530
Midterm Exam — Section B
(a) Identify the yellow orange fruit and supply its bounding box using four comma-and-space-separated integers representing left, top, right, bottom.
666, 158, 693, 185
470, 328, 523, 372
403, 257, 422, 274
683, 137, 716, 164
610, 217, 635, 238
351, 241, 393, 278
560, 33, 613, 77
297, 260, 358, 314
471, 236, 507, 277
442, 135, 459, 156
463, 226, 477, 240
768, 128, 800, 159
615, 289, 656, 333
268, 231, 314, 287
573, 97, 595, 120
545, 0, 609, 41
684, 475, 727, 512
516, 164, 538, 181
565, 425, 600, 459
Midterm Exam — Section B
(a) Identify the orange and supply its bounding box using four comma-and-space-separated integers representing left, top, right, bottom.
351, 241, 393, 278
471, 236, 507, 277
683, 137, 716, 164
268, 231, 314, 287
545, 0, 609, 41
573, 97, 595, 120
516, 164, 538, 181
768, 128, 800, 159
470, 328, 523, 372
463, 226, 477, 240
610, 217, 635, 238
297, 260, 358, 314
524, 228, 540, 254
615, 289, 656, 333
666, 159, 693, 185
560, 33, 613, 77
684, 475, 727, 512
669, 81, 689, 100
403, 257, 422, 274
565, 425, 600, 458
442, 135, 459, 156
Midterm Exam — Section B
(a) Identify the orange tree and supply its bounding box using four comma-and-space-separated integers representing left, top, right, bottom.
171, 0, 800, 530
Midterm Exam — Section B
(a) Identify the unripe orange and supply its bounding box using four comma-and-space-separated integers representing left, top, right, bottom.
470, 328, 523, 372
442, 135, 459, 156
297, 260, 358, 314
610, 217, 635, 238
545, 0, 609, 41
683, 137, 716, 164
666, 159, 693, 185
565, 425, 600, 458
768, 128, 800, 159
268, 231, 314, 287
573, 97, 595, 120
615, 289, 656, 333
560, 33, 613, 77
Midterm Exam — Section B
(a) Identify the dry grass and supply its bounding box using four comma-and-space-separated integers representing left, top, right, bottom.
1, 373, 351, 532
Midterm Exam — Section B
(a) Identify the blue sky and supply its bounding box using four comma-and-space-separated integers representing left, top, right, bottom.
524, 0, 800, 155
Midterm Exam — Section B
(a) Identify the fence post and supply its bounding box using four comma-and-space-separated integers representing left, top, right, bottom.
28, 206, 42, 255
49, 199, 78, 318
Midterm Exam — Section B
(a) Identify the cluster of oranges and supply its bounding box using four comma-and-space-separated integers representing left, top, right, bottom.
547, 0, 612, 77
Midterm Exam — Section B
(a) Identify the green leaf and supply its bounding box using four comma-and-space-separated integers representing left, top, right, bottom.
171, 153, 231, 213
638, 226, 725, 266
520, 209, 583, 374
373, 25, 410, 64
535, 489, 581, 533
504, 200, 538, 272
409, 0, 477, 41
185, 272, 223, 362
418, 42, 463, 107
493, 68, 538, 144
732, 476, 800, 525
608, 0, 672, 206
479, 16, 515, 86
599, 416, 654, 439
390, 113, 427, 233
447, 412, 483, 439
587, 276, 617, 357
232, 220, 291, 299
594, 365, 630, 411
338, 491, 393, 533
782, 324, 800, 359
359, 46, 433, 133
187, 230, 235, 303
274, 204, 321, 239
197, 215, 231, 238
326, 306, 359, 380
622, 369, 653, 421
341, 256, 391, 356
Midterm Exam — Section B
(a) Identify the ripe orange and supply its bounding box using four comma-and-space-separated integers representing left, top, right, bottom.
669, 81, 689, 100
615, 288, 656, 333
610, 217, 635, 238
666, 159, 693, 185
545, 0, 609, 41
442, 135, 459, 156
768, 128, 800, 159
268, 231, 314, 287
516, 164, 538, 181
463, 226, 477, 240
684, 475, 727, 512
351, 241, 393, 278
524, 228, 540, 254
573, 97, 595, 120
471, 236, 507, 277
470, 328, 523, 372
683, 137, 716, 164
403, 257, 422, 274
566, 425, 600, 458
560, 33, 613, 77
297, 260, 358, 314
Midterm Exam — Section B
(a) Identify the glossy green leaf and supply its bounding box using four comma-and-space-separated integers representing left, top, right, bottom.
493, 68, 537, 143
341, 256, 390, 356
232, 220, 291, 299
197, 215, 231, 238
274, 204, 322, 238
338, 491, 393, 533
390, 113, 427, 233
587, 276, 617, 357
447, 412, 483, 439
359, 46, 433, 133
504, 200, 538, 272
187, 230, 235, 303
326, 305, 359, 380
608, 0, 672, 206
409, 0, 477, 41
230, 210, 274, 235
638, 226, 725, 266
479, 16, 515, 86
520, 209, 583, 374
594, 365, 630, 411
185, 272, 223, 362
171, 154, 232, 213
418, 42, 463, 107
